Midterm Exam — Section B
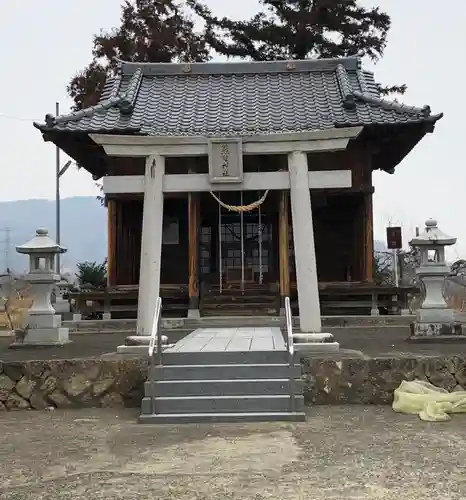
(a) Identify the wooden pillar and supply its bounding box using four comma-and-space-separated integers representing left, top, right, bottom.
117, 202, 128, 285
351, 199, 362, 281
188, 191, 200, 317
127, 203, 136, 285
120, 201, 137, 286
107, 199, 117, 287
278, 190, 290, 310
364, 193, 374, 282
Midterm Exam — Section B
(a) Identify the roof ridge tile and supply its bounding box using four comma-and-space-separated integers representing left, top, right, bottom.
355, 69, 370, 94
117, 68, 143, 115
42, 96, 123, 128
335, 64, 356, 110
38, 71, 127, 128
352, 90, 431, 117
115, 57, 362, 77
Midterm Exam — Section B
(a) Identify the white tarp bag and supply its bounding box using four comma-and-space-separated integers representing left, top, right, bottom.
392, 380, 466, 421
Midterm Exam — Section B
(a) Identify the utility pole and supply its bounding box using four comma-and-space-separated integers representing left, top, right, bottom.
0, 228, 12, 273
55, 102, 73, 275
393, 248, 399, 288
56, 102, 60, 274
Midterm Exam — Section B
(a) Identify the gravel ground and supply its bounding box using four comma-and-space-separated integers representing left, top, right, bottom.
1, 327, 466, 361
0, 406, 464, 499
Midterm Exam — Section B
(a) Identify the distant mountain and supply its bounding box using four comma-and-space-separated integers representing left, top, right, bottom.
0, 197, 106, 274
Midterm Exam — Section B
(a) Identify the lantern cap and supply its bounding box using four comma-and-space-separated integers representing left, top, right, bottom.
16, 228, 67, 255
409, 219, 456, 247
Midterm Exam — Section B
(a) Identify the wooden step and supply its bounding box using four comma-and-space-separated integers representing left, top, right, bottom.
202, 297, 277, 305
202, 309, 277, 317
202, 292, 276, 296
202, 301, 277, 308
203, 293, 277, 299
205, 285, 275, 292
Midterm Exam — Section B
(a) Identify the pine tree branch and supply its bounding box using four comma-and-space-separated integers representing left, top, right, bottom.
190, 0, 406, 93
378, 83, 407, 96
68, 0, 210, 111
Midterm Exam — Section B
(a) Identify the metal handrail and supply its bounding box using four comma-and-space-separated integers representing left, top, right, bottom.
148, 296, 163, 363
148, 296, 162, 416
284, 296, 295, 413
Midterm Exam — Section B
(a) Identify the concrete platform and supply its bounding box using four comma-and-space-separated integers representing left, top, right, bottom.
62, 314, 416, 334
160, 327, 289, 366
167, 327, 286, 353
4, 324, 466, 362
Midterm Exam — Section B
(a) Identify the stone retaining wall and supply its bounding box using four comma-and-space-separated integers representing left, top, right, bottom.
0, 356, 465, 410
0, 358, 147, 411
302, 356, 466, 405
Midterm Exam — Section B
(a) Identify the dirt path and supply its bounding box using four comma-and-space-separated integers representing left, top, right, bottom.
0, 406, 464, 499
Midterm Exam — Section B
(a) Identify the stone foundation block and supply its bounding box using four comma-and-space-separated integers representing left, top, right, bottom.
9, 327, 70, 348
410, 322, 465, 341
293, 333, 335, 344
294, 342, 340, 353
28, 314, 62, 329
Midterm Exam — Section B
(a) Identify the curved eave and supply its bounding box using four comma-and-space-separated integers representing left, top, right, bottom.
355, 115, 444, 173
33, 107, 443, 177
35, 126, 144, 180
34, 128, 111, 179
335, 112, 444, 131
33, 121, 49, 133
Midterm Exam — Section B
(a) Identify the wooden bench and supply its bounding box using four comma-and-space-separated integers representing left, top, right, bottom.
69, 284, 189, 320
160, 285, 189, 317
289, 282, 417, 316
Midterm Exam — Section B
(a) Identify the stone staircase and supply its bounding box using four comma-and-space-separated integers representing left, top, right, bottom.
200, 283, 279, 316
139, 328, 305, 424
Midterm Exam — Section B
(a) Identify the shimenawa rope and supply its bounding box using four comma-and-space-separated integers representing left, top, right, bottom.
209, 191, 269, 213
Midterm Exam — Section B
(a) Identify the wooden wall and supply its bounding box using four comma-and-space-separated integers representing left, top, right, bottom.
161, 198, 189, 284
307, 143, 374, 282
108, 199, 143, 286
108, 197, 190, 286
307, 142, 372, 189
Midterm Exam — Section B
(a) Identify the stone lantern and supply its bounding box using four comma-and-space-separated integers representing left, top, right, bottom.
54, 279, 72, 317
11, 228, 70, 347
409, 219, 462, 340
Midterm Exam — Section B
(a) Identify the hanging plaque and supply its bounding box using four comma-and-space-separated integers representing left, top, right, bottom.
208, 137, 243, 183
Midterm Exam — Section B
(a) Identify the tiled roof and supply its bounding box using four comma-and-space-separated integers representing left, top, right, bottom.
34, 57, 442, 137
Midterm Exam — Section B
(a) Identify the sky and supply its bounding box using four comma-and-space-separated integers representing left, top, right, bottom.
0, 0, 465, 257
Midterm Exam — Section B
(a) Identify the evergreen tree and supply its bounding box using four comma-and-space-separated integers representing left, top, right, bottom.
188, 0, 405, 95
68, 0, 210, 111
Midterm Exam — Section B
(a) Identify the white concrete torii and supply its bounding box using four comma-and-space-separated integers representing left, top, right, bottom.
91, 126, 363, 336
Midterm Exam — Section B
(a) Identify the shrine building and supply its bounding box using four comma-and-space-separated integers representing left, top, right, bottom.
34, 57, 442, 334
